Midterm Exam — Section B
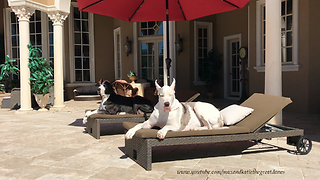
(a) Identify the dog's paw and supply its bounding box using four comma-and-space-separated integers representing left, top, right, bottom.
125, 129, 136, 139
157, 130, 167, 139
83, 116, 88, 125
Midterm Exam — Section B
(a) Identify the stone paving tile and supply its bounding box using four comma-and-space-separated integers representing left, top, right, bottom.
129, 163, 166, 179
35, 173, 87, 180
256, 167, 303, 180
89, 166, 138, 180
95, 155, 136, 168
0, 176, 18, 180
0, 157, 33, 170
161, 166, 210, 180
4, 165, 60, 180
302, 168, 320, 180
34, 147, 84, 161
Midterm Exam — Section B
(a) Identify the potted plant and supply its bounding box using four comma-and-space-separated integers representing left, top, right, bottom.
199, 50, 222, 99
28, 43, 54, 111
0, 55, 19, 93
127, 71, 137, 83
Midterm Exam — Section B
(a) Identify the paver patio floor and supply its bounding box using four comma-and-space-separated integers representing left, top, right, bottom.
0, 98, 319, 180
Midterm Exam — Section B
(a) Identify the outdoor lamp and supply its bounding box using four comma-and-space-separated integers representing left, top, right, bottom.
175, 34, 183, 55
124, 36, 132, 56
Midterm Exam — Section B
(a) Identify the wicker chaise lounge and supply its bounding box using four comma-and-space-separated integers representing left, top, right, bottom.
123, 93, 312, 171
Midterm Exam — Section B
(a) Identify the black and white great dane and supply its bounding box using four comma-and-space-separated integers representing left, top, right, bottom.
125, 78, 225, 139
83, 80, 154, 124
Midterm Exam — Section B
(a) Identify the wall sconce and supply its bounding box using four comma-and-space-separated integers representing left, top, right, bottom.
124, 36, 131, 56
175, 34, 183, 55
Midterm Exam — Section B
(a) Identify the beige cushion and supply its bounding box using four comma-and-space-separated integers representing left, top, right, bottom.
88, 113, 151, 119
220, 105, 254, 125
123, 122, 250, 138
236, 93, 292, 132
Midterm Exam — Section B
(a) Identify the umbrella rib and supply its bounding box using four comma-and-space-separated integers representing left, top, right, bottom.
129, 0, 146, 22
222, 0, 240, 9
176, 0, 186, 20
81, 0, 104, 10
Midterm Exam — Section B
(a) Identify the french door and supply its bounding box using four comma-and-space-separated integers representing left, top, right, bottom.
229, 40, 241, 97
140, 40, 164, 80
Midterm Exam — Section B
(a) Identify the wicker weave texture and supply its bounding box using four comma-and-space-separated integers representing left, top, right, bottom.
86, 116, 146, 139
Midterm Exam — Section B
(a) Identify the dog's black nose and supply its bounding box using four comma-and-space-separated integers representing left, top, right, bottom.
164, 102, 170, 107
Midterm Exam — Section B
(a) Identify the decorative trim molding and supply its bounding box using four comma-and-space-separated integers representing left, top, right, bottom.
11, 6, 34, 21
47, 11, 68, 26
254, 64, 300, 72
8, 0, 70, 14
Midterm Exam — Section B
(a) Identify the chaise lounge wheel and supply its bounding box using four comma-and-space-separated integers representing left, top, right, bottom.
296, 136, 312, 155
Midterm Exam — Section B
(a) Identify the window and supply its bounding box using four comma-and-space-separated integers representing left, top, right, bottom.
140, 42, 164, 80
10, 11, 20, 62
69, 3, 95, 83
114, 27, 121, 80
255, 0, 299, 72
5, 9, 50, 70
194, 21, 212, 85
74, 7, 90, 82
30, 10, 42, 51
48, 19, 54, 67
140, 21, 163, 36
138, 21, 164, 80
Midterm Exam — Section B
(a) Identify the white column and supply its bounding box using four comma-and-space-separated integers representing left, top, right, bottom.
48, 12, 68, 108
12, 7, 34, 111
265, 0, 282, 125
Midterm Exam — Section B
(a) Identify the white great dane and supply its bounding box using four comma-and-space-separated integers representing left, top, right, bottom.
125, 78, 224, 139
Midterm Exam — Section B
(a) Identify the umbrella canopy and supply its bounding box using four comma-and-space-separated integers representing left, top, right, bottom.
77, 0, 249, 22
76, 0, 250, 84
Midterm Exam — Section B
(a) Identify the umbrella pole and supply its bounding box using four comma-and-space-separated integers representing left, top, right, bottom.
165, 0, 171, 85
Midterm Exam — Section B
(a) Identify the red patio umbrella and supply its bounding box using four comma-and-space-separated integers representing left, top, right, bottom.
76, 0, 250, 83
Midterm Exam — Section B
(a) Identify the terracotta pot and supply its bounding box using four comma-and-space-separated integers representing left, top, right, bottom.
34, 93, 50, 111
128, 76, 137, 83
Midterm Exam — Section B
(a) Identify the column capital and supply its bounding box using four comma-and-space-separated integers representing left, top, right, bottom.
11, 6, 35, 22
48, 11, 69, 26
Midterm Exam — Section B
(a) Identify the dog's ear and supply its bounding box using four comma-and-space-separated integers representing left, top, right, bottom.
155, 80, 161, 91
99, 79, 103, 84
170, 78, 176, 91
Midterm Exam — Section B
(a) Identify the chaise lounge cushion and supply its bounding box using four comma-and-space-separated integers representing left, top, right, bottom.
123, 122, 250, 138
235, 93, 292, 132
89, 113, 145, 119
88, 113, 152, 119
